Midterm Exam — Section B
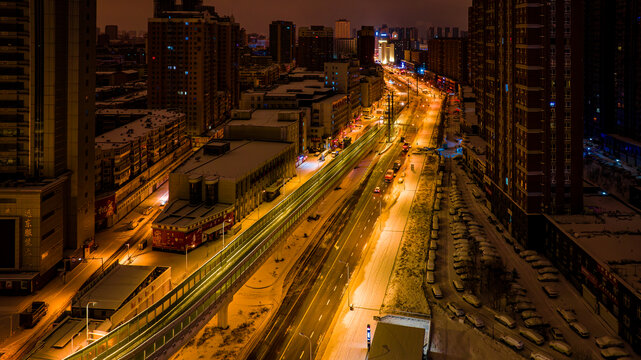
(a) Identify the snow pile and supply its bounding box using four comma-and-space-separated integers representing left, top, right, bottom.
382, 155, 438, 316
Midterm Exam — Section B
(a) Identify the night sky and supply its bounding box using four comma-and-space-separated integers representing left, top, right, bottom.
98, 0, 471, 35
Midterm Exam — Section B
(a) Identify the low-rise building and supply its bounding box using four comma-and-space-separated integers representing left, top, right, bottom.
310, 94, 350, 149
239, 63, 280, 91
543, 192, 641, 353
226, 109, 306, 155
95, 110, 190, 229
360, 71, 384, 110
152, 140, 295, 252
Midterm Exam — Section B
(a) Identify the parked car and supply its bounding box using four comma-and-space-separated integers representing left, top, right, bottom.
515, 302, 536, 312
600, 347, 630, 359
595, 336, 625, 349
431, 285, 443, 299
550, 327, 565, 341
537, 273, 559, 282
462, 293, 482, 308
519, 327, 545, 346
556, 307, 577, 323
520, 250, 538, 258
452, 280, 464, 292
447, 302, 465, 317
524, 317, 546, 328
530, 352, 555, 360
521, 311, 542, 320
426, 271, 435, 284
569, 321, 590, 338
542, 285, 559, 298
495, 313, 517, 329
538, 267, 559, 275
465, 313, 485, 328
549, 340, 573, 357
500, 335, 524, 351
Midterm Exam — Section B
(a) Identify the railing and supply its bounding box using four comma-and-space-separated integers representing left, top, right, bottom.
65, 125, 384, 360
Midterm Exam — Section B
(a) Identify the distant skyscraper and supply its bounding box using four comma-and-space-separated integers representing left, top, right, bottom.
105, 24, 118, 40
437, 27, 443, 38
584, 0, 641, 167
148, 7, 241, 135
357, 26, 376, 66
445, 27, 451, 38
470, 0, 583, 245
297, 26, 333, 71
0, 0, 96, 292
429, 27, 436, 39
453, 27, 459, 38
269, 20, 296, 63
335, 19, 351, 39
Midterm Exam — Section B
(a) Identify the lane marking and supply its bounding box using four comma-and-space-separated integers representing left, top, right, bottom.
340, 273, 343, 279
326, 299, 330, 305
319, 314, 323, 321
300, 351, 304, 359
333, 285, 337, 291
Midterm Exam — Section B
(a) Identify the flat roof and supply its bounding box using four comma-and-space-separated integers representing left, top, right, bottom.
228, 110, 297, 128
175, 140, 293, 180
370, 315, 430, 360
154, 199, 231, 228
265, 79, 328, 97
95, 110, 183, 150
75, 265, 156, 310
548, 193, 641, 292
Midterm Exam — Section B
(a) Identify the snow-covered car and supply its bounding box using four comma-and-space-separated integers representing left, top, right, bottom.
556, 307, 577, 323
446, 302, 465, 317
537, 273, 559, 282
519, 328, 544, 346
538, 267, 559, 275
600, 347, 629, 359
495, 314, 516, 329
525, 255, 543, 263
521, 311, 542, 320
542, 285, 559, 298
529, 352, 555, 360
462, 293, 482, 308
595, 336, 625, 349
519, 250, 538, 258
431, 285, 443, 299
515, 302, 536, 312
499, 335, 524, 351
550, 327, 564, 341
569, 321, 590, 338
465, 313, 485, 328
531, 260, 553, 269
549, 340, 573, 356
452, 280, 464, 292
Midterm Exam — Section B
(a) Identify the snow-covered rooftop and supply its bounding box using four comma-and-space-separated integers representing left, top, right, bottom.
175, 140, 293, 180
154, 199, 231, 228
227, 109, 297, 127
95, 110, 183, 150
548, 193, 641, 292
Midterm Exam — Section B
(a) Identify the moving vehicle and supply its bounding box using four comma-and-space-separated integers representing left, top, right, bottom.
143, 206, 154, 215
495, 314, 517, 329
524, 317, 545, 328
519, 327, 545, 345
374, 186, 381, 194
500, 335, 524, 351
393, 160, 401, 172
465, 313, 485, 328
384, 169, 395, 182
549, 340, 573, 356
431, 285, 443, 299
127, 219, 139, 230
595, 336, 625, 349
19, 301, 48, 329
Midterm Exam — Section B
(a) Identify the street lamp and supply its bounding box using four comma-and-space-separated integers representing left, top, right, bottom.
298, 332, 313, 360
86, 301, 97, 344
339, 260, 353, 310
221, 219, 232, 248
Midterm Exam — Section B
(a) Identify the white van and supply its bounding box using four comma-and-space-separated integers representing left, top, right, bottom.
519, 327, 545, 345
495, 313, 517, 329
499, 335, 523, 351
549, 340, 573, 356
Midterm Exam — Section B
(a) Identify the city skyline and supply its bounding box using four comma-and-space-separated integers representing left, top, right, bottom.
98, 0, 472, 34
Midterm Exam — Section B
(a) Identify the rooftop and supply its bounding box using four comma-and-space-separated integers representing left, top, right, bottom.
228, 110, 298, 128
548, 193, 641, 293
154, 199, 231, 228
370, 315, 431, 360
75, 265, 159, 310
265, 79, 328, 97
95, 110, 184, 150
175, 140, 293, 180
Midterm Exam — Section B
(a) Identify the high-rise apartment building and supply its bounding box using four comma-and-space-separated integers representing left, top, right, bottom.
297, 26, 333, 71
334, 19, 351, 39
324, 61, 361, 118
148, 8, 240, 135
584, 0, 641, 168
427, 38, 468, 84
269, 20, 296, 64
469, 0, 584, 245
0, 0, 96, 293
357, 26, 376, 67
